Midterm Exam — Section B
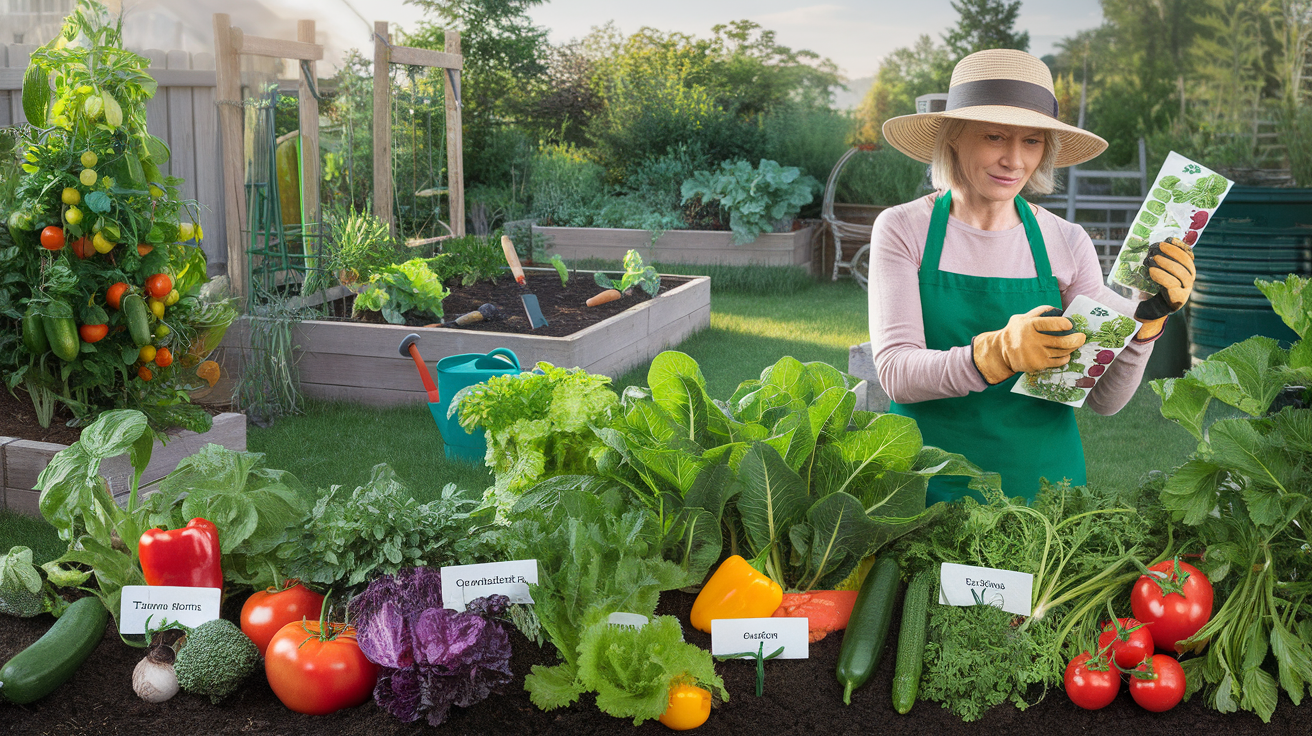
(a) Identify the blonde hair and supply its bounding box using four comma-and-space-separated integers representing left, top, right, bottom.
930, 118, 1061, 197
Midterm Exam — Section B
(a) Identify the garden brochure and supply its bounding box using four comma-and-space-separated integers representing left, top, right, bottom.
1107, 151, 1233, 294
1011, 295, 1136, 407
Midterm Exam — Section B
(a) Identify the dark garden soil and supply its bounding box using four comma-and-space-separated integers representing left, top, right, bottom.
2, 589, 1304, 736
0, 388, 227, 445
329, 273, 692, 339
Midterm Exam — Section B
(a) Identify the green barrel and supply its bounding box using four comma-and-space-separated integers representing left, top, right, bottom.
1189, 220, 1311, 360
434, 348, 521, 463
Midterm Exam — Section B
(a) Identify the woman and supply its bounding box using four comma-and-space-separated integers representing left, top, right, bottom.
870, 49, 1195, 504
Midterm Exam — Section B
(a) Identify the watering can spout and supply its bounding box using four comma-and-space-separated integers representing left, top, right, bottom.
398, 333, 440, 404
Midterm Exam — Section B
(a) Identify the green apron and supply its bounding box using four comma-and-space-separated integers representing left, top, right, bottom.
889, 191, 1086, 504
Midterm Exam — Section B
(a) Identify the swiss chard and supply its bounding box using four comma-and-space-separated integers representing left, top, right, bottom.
1149, 274, 1312, 722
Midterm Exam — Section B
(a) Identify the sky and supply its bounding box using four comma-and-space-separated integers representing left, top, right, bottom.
98, 0, 1104, 84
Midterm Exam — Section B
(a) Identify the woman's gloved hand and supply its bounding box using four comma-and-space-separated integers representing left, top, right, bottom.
1135, 238, 1196, 321
971, 305, 1087, 385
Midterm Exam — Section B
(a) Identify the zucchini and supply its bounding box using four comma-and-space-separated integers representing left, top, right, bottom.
122, 293, 151, 347
835, 555, 900, 705
42, 315, 79, 361
21, 307, 48, 355
0, 596, 107, 704
891, 569, 934, 714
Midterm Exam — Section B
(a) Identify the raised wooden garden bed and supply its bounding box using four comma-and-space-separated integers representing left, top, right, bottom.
0, 412, 247, 517
217, 270, 711, 406
539, 224, 816, 273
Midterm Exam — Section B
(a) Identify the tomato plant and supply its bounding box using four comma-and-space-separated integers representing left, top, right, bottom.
240, 581, 324, 657
1097, 615, 1154, 669
1131, 559, 1213, 653
1128, 654, 1186, 712
265, 619, 378, 715
1063, 651, 1119, 710
40, 226, 64, 250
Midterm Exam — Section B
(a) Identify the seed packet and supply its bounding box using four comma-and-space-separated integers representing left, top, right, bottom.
1107, 152, 1234, 295
1011, 295, 1136, 408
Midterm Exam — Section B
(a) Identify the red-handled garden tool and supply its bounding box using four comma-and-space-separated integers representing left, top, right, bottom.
399, 333, 439, 404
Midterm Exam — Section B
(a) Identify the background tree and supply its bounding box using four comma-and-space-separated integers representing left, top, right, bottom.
942, 0, 1031, 57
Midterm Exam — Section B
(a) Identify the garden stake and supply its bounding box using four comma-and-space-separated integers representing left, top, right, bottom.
397, 333, 440, 403
715, 642, 785, 696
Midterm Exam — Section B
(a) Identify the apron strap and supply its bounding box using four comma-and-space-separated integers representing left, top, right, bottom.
924, 192, 1054, 281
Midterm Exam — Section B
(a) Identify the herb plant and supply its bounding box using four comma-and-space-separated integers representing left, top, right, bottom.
1148, 274, 1312, 722
318, 204, 399, 286
680, 159, 819, 244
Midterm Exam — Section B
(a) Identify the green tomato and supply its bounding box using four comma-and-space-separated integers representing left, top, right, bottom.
7, 211, 34, 231
64, 207, 83, 225
80, 169, 97, 186
81, 150, 98, 168
155, 324, 171, 338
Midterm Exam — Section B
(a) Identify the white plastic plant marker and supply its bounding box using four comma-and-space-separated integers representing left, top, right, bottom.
1011, 294, 1136, 408
937, 563, 1033, 617
607, 612, 649, 629
119, 585, 221, 634
1107, 151, 1233, 294
440, 559, 538, 612
711, 617, 809, 659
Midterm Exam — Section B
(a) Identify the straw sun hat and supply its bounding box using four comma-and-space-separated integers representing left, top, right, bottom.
882, 49, 1107, 168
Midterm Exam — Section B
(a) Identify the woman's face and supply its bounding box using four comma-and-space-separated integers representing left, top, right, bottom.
951, 122, 1045, 202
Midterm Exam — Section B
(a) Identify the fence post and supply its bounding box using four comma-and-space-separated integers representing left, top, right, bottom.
373, 21, 393, 232
444, 30, 464, 237
213, 13, 249, 298
1138, 137, 1148, 197
298, 19, 320, 246
1066, 167, 1078, 223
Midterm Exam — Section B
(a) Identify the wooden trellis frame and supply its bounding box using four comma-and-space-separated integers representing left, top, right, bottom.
212, 13, 323, 299
373, 21, 465, 239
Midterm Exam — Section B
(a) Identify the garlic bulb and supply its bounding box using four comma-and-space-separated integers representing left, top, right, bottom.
133, 650, 179, 703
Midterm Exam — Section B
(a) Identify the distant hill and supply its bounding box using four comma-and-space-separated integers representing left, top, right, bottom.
832, 76, 874, 110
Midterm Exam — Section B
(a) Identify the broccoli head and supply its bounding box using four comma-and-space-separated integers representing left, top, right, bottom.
174, 619, 259, 703
0, 546, 67, 618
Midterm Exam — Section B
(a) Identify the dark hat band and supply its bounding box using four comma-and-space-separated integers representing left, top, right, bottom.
945, 78, 1059, 119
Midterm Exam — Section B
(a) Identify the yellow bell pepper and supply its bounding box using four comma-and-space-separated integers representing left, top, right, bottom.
690, 555, 783, 634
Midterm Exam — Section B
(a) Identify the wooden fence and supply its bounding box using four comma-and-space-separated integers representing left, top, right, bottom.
0, 43, 228, 269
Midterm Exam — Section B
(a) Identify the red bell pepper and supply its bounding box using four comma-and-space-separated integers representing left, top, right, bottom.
138, 518, 223, 589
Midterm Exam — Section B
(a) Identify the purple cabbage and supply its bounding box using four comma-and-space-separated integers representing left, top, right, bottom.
349, 567, 513, 726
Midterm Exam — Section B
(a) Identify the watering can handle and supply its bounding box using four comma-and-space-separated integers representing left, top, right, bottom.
485, 348, 521, 371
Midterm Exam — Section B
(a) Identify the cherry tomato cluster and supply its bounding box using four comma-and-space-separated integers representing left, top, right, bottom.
1064, 559, 1213, 713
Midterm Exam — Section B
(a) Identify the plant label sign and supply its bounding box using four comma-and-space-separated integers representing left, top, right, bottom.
440, 559, 538, 612
711, 617, 809, 659
1011, 294, 1136, 408
938, 563, 1033, 617
607, 612, 649, 629
1107, 151, 1233, 295
119, 585, 221, 634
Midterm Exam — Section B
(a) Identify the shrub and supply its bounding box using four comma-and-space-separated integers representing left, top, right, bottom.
836, 147, 929, 206
1277, 106, 1312, 188
760, 106, 854, 209
681, 159, 819, 244
528, 144, 607, 226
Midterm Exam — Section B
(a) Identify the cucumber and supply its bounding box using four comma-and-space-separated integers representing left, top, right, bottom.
0, 596, 107, 704
21, 307, 48, 355
42, 315, 79, 361
122, 293, 151, 347
835, 555, 900, 705
891, 569, 934, 714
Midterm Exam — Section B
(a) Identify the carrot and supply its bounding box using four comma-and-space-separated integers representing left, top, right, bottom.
771, 590, 860, 643
586, 289, 621, 307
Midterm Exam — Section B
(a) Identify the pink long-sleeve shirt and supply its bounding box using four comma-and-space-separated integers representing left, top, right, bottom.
868, 192, 1154, 416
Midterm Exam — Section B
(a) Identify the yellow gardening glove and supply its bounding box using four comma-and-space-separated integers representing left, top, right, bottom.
1134, 237, 1197, 339
972, 305, 1088, 385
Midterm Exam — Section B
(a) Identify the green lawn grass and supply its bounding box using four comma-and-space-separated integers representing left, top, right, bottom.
0, 280, 1201, 554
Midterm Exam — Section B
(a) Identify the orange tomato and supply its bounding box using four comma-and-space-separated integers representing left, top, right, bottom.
40, 226, 65, 250
138, 365, 153, 381
107, 282, 129, 310
78, 324, 108, 343
70, 237, 93, 259
146, 273, 173, 299
137, 243, 153, 256
153, 347, 173, 368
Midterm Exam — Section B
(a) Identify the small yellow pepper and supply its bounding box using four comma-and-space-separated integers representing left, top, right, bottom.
659, 683, 711, 730
689, 555, 783, 634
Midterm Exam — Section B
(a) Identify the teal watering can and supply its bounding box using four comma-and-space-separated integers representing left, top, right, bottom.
398, 335, 522, 463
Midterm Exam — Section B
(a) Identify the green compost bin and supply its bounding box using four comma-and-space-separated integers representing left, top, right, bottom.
432, 348, 521, 463
1188, 220, 1311, 360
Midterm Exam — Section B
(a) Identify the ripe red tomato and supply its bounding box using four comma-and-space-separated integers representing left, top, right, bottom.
1128, 654, 1186, 712
78, 324, 108, 343
1097, 617, 1155, 669
153, 347, 174, 368
107, 282, 129, 310
1064, 651, 1119, 710
40, 226, 65, 250
240, 581, 325, 657
146, 273, 173, 300
1131, 559, 1213, 653
70, 237, 93, 259
265, 620, 378, 715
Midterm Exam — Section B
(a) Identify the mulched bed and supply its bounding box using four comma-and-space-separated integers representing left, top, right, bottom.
329, 273, 691, 339
1, 589, 1301, 735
